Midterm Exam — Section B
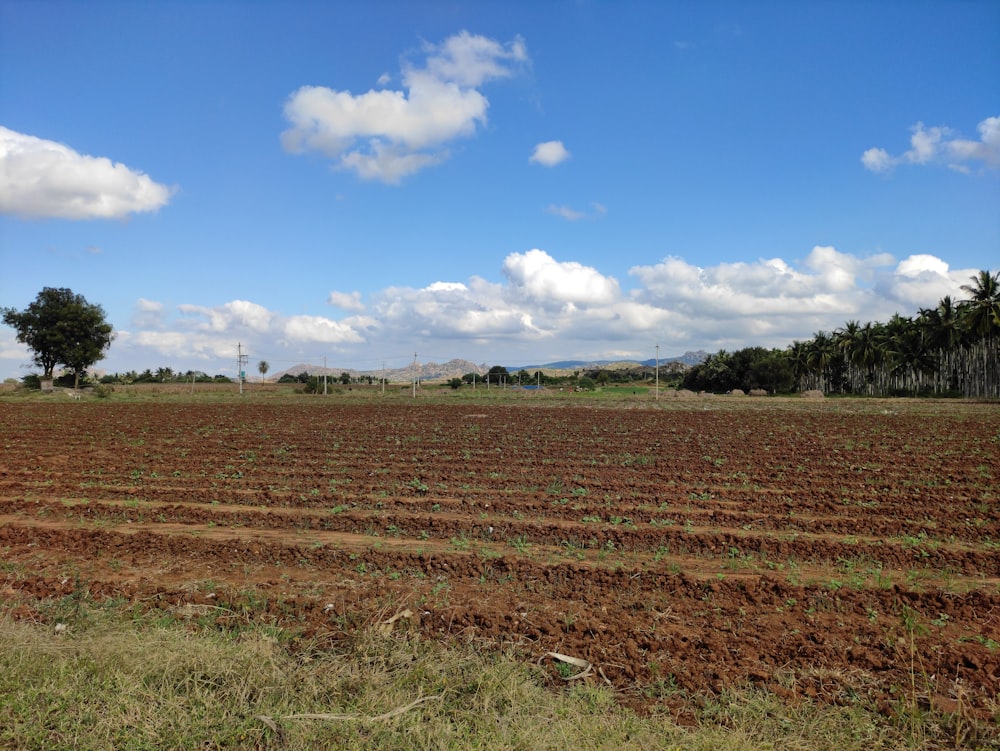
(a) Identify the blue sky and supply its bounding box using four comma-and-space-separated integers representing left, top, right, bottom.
1, 0, 998, 379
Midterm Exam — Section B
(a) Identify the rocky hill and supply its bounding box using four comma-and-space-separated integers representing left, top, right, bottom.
272, 358, 484, 383
272, 351, 707, 383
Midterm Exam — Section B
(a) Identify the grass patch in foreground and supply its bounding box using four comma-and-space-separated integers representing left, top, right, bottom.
0, 607, 995, 750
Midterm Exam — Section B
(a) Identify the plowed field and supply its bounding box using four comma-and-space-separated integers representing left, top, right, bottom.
2, 397, 998, 721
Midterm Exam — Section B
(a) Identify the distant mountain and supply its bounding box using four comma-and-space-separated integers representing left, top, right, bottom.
272, 351, 709, 383
508, 350, 709, 371
272, 358, 484, 383
640, 350, 710, 367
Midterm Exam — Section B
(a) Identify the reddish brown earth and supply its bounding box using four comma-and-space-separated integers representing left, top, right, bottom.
1, 398, 998, 721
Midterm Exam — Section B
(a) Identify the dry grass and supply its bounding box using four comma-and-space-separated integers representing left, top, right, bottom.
2, 600, 995, 751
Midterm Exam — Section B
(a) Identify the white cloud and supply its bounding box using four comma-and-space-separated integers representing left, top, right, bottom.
132, 298, 166, 329
546, 204, 586, 221
425, 281, 468, 293
281, 31, 528, 183
177, 300, 274, 333
876, 254, 974, 309
370, 278, 535, 339
948, 116, 1000, 169
546, 202, 606, 221
100, 299, 370, 376
7, 249, 988, 382
529, 140, 570, 166
503, 249, 621, 307
328, 290, 365, 312
338, 141, 447, 183
907, 123, 945, 165
126, 330, 235, 360
862, 116, 1000, 174
0, 327, 29, 366
861, 147, 892, 173
0, 126, 175, 219
627, 249, 977, 349
283, 316, 365, 344
631, 248, 876, 321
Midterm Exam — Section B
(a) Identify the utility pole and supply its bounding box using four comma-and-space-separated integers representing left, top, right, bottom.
323, 356, 327, 395
655, 344, 660, 400
381, 361, 385, 395
237, 342, 248, 395
412, 352, 417, 399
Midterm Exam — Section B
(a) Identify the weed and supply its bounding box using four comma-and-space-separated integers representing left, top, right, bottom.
509, 535, 531, 553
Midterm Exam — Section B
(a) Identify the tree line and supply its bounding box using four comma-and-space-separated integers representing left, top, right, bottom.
682, 270, 999, 398
5, 271, 997, 397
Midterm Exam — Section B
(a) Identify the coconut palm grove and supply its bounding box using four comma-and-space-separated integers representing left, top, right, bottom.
681, 269, 999, 399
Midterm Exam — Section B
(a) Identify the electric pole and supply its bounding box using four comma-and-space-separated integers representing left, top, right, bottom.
655, 344, 660, 400
237, 342, 248, 395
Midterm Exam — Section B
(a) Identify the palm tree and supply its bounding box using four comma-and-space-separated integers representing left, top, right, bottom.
919, 296, 964, 393
258, 360, 270, 384
806, 332, 837, 392
959, 270, 1000, 338
787, 340, 811, 391
884, 313, 936, 392
958, 270, 1000, 398
853, 322, 885, 395
889, 325, 936, 394
835, 321, 862, 392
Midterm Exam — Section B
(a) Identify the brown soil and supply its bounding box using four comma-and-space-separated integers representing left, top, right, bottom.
1, 399, 998, 721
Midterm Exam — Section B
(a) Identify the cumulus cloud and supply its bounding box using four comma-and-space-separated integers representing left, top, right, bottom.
875, 254, 974, 308
862, 116, 1000, 174
370, 278, 535, 339
283, 315, 365, 344
503, 249, 621, 308
281, 31, 528, 183
132, 298, 166, 329
0, 126, 174, 219
126, 330, 236, 360
860, 147, 892, 173
177, 300, 274, 333
630, 247, 907, 321
628, 248, 976, 348
328, 290, 365, 312
948, 116, 1000, 169
17, 248, 986, 382
529, 140, 570, 166
100, 298, 371, 377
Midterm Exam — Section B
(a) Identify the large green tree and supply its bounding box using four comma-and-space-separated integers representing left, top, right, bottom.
486, 365, 510, 385
2, 287, 114, 387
